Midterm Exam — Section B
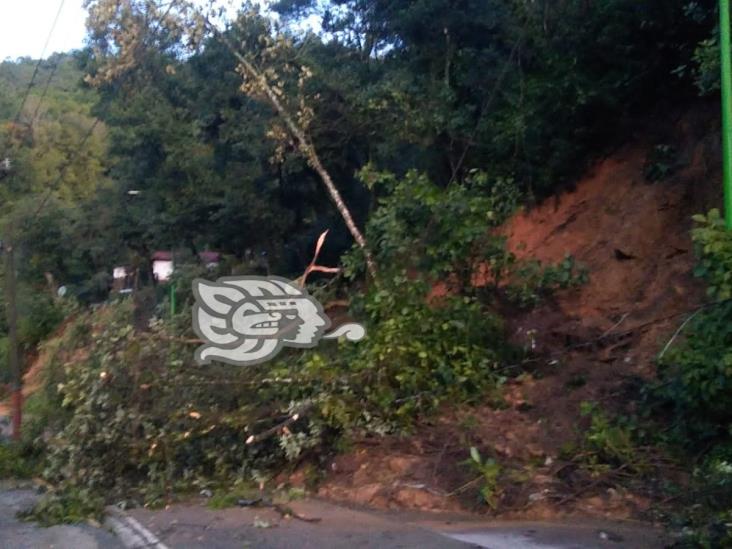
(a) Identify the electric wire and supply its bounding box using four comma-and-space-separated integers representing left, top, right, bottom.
9, 0, 66, 130
31, 1, 181, 218
30, 57, 61, 125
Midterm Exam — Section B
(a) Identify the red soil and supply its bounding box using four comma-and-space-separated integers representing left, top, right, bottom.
312, 103, 722, 520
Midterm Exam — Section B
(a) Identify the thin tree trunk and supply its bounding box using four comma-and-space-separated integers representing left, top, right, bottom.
214, 30, 379, 281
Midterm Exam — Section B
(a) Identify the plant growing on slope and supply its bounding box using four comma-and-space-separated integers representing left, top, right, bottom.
466, 446, 503, 509
656, 209, 732, 440
651, 209, 732, 546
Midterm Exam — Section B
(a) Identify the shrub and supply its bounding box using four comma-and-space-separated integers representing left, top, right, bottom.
655, 210, 732, 440
652, 209, 732, 544
0, 443, 37, 479
504, 254, 588, 308
345, 167, 519, 286
17, 291, 65, 352
305, 274, 509, 429
29, 263, 514, 515
691, 209, 732, 300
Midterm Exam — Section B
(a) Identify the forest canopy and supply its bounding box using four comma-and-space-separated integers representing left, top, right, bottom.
0, 0, 716, 293
5, 2, 732, 544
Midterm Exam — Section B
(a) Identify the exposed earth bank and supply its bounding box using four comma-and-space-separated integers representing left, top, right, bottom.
312, 103, 720, 521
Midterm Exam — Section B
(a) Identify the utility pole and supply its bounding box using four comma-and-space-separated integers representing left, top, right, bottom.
720, 0, 732, 228
3, 231, 21, 441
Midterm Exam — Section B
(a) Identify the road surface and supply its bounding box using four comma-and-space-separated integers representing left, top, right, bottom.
0, 485, 123, 548
0, 486, 670, 548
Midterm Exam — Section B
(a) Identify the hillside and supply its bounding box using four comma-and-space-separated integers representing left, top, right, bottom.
315, 103, 720, 520
4, 2, 732, 545
4, 103, 718, 519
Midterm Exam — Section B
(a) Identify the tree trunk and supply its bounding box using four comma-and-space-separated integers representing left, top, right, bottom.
215, 31, 379, 282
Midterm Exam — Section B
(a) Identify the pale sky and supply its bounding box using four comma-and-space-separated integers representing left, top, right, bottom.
0, 0, 88, 60
0, 1, 314, 62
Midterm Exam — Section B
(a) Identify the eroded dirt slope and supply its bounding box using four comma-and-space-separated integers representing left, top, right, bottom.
313, 103, 721, 520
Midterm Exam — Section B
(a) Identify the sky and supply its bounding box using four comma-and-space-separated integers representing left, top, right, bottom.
0, 1, 315, 62
0, 0, 88, 61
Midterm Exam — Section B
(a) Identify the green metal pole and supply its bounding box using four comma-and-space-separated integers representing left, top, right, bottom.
720, 0, 732, 228
170, 281, 176, 318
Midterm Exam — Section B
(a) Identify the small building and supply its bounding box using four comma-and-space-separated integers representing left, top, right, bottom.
152, 251, 174, 282
112, 266, 134, 293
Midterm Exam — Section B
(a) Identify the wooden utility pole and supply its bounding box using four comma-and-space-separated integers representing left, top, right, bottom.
3, 233, 21, 441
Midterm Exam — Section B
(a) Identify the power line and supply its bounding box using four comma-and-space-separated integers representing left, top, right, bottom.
10, 0, 66, 130
30, 57, 61, 125
31, 0, 188, 219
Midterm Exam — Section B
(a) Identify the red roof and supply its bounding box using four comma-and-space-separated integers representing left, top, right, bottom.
199, 251, 221, 263
152, 251, 173, 261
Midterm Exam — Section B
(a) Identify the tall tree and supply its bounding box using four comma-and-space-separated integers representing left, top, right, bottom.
83, 0, 378, 279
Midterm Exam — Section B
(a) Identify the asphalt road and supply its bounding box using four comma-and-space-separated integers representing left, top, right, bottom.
0, 486, 123, 549
0, 486, 671, 549
126, 497, 670, 549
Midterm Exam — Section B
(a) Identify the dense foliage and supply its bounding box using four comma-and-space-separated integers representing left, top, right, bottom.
657, 209, 732, 441
29, 273, 510, 514
0, 1, 717, 295
0, 0, 728, 530
654, 209, 732, 545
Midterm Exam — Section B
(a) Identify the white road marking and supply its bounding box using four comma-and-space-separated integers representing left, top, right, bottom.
105, 507, 169, 549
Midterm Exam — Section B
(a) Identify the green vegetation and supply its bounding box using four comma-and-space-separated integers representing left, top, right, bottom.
649, 209, 732, 545
657, 209, 732, 442
569, 402, 650, 477
0, 442, 37, 479
26, 487, 105, 527
28, 275, 510, 516
466, 446, 503, 509
0, 0, 729, 534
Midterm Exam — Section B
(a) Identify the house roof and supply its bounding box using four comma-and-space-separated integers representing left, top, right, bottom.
199, 251, 221, 263
152, 251, 173, 261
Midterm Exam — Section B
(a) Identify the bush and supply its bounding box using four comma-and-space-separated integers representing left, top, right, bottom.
346, 167, 519, 286
27, 487, 105, 526
17, 291, 65, 352
504, 254, 588, 308
31, 267, 512, 519
656, 210, 732, 440
39, 303, 271, 510
303, 274, 509, 429
691, 209, 732, 300
0, 442, 38, 479
652, 209, 732, 544
345, 168, 586, 304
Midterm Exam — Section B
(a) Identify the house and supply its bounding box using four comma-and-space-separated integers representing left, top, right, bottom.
112, 266, 133, 293
113, 266, 127, 280
152, 251, 174, 282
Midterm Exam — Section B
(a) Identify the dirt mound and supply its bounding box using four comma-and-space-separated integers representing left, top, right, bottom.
503, 107, 717, 370
312, 103, 721, 519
